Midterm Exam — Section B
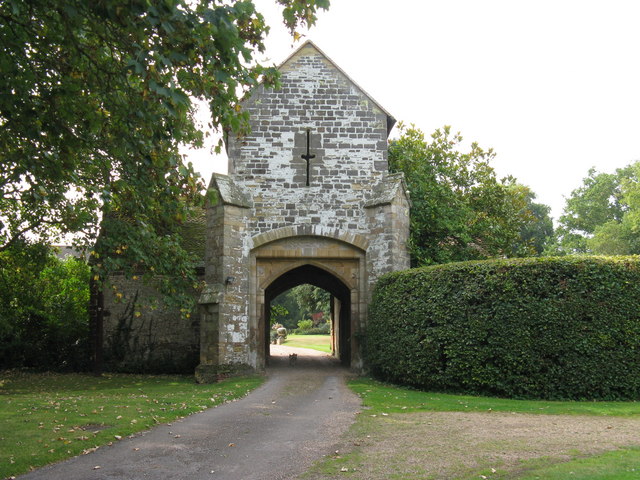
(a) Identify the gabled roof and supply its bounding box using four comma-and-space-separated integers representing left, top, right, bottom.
277, 40, 396, 136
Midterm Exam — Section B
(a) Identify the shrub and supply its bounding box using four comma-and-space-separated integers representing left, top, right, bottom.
366, 256, 640, 400
0, 245, 90, 370
297, 319, 313, 331
294, 323, 330, 335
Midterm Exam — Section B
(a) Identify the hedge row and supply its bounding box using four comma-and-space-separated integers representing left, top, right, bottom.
366, 256, 640, 400
293, 323, 331, 335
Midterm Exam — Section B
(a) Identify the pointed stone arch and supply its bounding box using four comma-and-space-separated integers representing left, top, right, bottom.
263, 264, 353, 365
248, 234, 366, 370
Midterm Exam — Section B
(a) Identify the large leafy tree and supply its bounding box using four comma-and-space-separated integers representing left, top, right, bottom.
291, 284, 330, 320
555, 163, 639, 254
1, 0, 329, 371
1, 0, 328, 255
389, 124, 541, 265
271, 285, 330, 329
516, 189, 554, 256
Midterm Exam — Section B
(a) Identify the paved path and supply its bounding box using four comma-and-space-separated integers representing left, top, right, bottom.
19, 346, 361, 480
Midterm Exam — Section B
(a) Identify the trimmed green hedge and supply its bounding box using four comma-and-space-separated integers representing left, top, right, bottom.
366, 256, 640, 400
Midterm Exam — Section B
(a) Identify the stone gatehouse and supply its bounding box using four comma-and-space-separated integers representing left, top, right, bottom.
195, 41, 410, 381
103, 41, 410, 377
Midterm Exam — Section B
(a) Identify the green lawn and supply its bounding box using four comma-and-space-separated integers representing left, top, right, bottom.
350, 377, 640, 416
353, 378, 640, 478
0, 371, 263, 479
283, 334, 331, 353
513, 447, 640, 480
304, 378, 640, 479
6, 371, 640, 480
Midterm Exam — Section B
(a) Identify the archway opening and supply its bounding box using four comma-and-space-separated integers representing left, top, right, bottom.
264, 264, 351, 366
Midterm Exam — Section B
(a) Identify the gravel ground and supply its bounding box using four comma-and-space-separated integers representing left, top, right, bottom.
18, 346, 361, 480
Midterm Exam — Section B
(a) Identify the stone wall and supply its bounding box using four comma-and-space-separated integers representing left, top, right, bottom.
226, 42, 393, 242
104, 275, 201, 373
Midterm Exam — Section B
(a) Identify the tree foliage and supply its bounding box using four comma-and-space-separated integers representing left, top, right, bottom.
555, 162, 640, 255
271, 290, 301, 330
291, 284, 330, 320
0, 244, 90, 370
1, 0, 328, 283
269, 303, 289, 327
1, 0, 330, 372
517, 190, 554, 256
389, 124, 548, 265
271, 284, 330, 329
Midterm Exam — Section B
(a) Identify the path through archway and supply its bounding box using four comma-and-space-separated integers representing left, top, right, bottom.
264, 265, 351, 366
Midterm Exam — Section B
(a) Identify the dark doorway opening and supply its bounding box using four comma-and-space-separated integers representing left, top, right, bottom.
264, 264, 351, 366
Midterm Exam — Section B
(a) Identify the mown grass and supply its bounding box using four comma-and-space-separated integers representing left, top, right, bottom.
304, 378, 640, 479
0, 371, 263, 479
469, 447, 640, 480
284, 334, 331, 353
350, 377, 640, 416
354, 378, 640, 478
513, 447, 640, 480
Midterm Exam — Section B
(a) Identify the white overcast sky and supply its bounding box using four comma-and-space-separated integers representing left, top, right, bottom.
186, 0, 640, 221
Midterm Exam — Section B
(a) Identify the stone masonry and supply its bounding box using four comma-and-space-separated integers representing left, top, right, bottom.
196, 41, 410, 382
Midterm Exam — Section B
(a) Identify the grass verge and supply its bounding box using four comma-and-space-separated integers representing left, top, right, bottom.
284, 334, 331, 353
0, 370, 263, 479
513, 447, 640, 480
303, 378, 640, 480
350, 377, 640, 416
